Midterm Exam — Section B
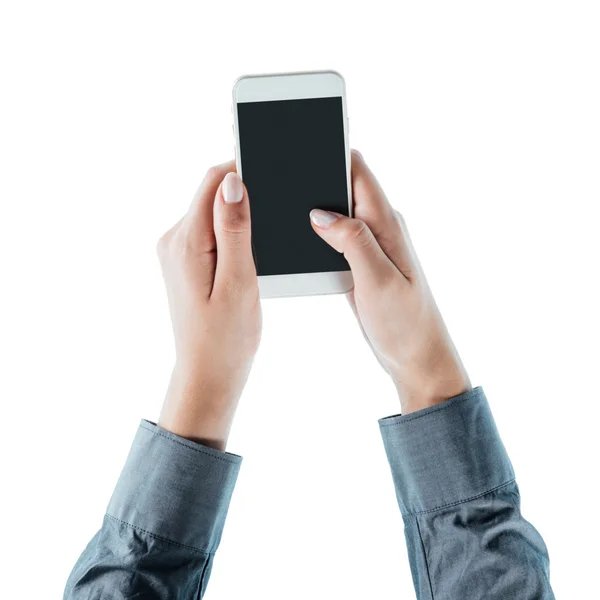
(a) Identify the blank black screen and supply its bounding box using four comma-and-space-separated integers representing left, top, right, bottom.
237, 96, 350, 276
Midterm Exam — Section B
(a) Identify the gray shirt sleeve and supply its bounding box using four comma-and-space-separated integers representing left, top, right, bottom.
64, 420, 241, 599
65, 387, 555, 599
379, 386, 555, 599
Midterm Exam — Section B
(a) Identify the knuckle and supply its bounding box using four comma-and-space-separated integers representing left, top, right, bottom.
156, 236, 166, 257
204, 165, 224, 185
345, 219, 370, 247
220, 212, 250, 236
156, 232, 171, 259
156, 217, 185, 260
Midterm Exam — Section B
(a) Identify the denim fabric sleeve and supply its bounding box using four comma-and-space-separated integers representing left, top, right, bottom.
379, 386, 554, 600
64, 419, 241, 599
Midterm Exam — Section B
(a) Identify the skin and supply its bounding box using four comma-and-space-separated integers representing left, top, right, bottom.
157, 151, 470, 450
157, 162, 261, 450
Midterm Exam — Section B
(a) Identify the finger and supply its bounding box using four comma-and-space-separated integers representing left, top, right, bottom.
351, 150, 415, 278
212, 172, 256, 298
310, 209, 400, 287
184, 160, 236, 253
351, 149, 395, 224
156, 216, 184, 254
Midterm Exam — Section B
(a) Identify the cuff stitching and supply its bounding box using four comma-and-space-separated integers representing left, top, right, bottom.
139, 422, 242, 465
409, 479, 516, 516
105, 514, 215, 555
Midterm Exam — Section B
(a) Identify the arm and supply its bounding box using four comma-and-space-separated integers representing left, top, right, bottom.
380, 387, 553, 599
65, 165, 261, 599
311, 150, 554, 599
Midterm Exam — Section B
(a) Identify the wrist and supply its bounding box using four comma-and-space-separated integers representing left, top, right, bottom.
393, 372, 472, 414
158, 363, 244, 451
390, 349, 471, 414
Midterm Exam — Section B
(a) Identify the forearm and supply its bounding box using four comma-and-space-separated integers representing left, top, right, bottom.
379, 387, 554, 599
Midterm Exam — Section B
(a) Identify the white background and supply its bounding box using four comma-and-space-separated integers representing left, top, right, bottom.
1, 2, 599, 598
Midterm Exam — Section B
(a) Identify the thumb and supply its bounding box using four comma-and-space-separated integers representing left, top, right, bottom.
310, 209, 397, 285
212, 172, 256, 297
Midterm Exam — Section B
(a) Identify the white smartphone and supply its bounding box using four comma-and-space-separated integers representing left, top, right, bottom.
232, 70, 353, 298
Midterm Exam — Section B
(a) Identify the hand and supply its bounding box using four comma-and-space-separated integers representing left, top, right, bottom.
310, 150, 471, 414
156, 162, 261, 450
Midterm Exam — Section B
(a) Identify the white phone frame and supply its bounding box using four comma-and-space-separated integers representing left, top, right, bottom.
232, 70, 353, 298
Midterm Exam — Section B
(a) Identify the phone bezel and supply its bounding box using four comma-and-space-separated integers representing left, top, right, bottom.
232, 70, 353, 298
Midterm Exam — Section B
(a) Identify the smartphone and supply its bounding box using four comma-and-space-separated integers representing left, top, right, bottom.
232, 70, 353, 298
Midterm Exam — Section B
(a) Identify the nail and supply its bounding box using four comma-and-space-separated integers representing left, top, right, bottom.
222, 172, 243, 204
310, 209, 340, 228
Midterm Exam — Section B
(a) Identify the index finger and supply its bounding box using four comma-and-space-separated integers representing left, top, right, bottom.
184, 160, 236, 253
350, 150, 416, 279
351, 150, 397, 235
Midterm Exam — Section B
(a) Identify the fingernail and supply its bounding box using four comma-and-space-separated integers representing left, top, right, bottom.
222, 172, 243, 204
310, 209, 340, 228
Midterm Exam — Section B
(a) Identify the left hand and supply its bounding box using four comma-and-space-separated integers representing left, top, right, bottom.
156, 161, 261, 450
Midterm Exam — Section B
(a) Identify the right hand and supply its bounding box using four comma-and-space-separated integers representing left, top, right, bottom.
310, 150, 471, 414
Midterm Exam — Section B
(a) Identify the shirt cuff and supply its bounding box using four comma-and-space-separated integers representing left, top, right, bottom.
106, 420, 242, 553
379, 387, 515, 516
